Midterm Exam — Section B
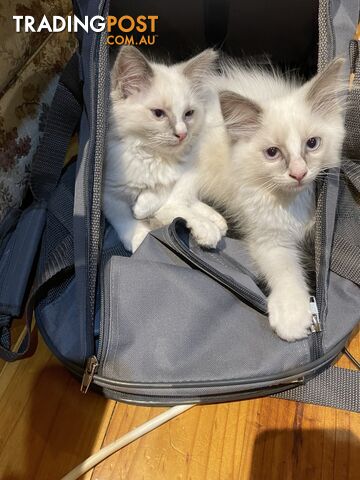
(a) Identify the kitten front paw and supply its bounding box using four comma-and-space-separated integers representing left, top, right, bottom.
133, 190, 168, 220
187, 217, 222, 248
122, 223, 151, 253
268, 290, 312, 342
133, 201, 153, 220
192, 202, 228, 236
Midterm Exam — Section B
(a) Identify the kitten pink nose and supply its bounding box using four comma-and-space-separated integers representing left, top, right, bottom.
289, 170, 307, 183
175, 132, 187, 142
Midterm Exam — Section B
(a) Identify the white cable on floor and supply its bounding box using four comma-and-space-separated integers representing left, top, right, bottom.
61, 403, 195, 480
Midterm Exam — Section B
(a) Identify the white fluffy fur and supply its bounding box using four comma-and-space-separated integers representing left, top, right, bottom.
198, 58, 346, 341
103, 46, 227, 252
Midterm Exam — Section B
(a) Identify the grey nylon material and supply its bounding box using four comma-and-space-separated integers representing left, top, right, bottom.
95, 365, 360, 413
37, 275, 79, 361
318, 0, 333, 70
346, 59, 360, 157
32, 0, 359, 407
331, 161, 360, 285
152, 227, 267, 310
273, 366, 360, 412
99, 231, 310, 385
73, 0, 109, 364
0, 204, 46, 317
94, 0, 360, 397
331, 0, 359, 64
324, 272, 360, 352
330, 0, 360, 157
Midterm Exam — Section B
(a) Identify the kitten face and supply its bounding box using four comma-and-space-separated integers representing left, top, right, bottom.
110, 47, 217, 155
219, 59, 346, 194
242, 96, 345, 192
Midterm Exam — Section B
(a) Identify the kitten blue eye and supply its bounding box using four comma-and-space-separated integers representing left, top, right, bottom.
306, 137, 321, 151
152, 109, 166, 119
185, 109, 194, 118
264, 147, 281, 160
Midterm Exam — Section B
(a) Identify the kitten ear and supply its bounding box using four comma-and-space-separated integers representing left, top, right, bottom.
111, 46, 153, 98
219, 91, 262, 140
305, 58, 346, 116
182, 49, 219, 87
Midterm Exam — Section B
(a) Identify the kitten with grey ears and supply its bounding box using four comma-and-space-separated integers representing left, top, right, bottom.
103, 46, 227, 252
198, 58, 346, 341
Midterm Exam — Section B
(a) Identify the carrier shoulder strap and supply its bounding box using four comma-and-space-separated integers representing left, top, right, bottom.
273, 364, 360, 412
0, 53, 82, 362
30, 52, 83, 202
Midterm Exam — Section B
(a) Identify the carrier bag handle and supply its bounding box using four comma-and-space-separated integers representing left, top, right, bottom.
0, 301, 34, 362
0, 54, 82, 361
30, 52, 83, 202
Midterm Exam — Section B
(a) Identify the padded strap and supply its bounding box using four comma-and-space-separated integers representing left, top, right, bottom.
1, 54, 82, 361
273, 365, 360, 412
30, 53, 82, 202
0, 299, 34, 361
0, 314, 11, 351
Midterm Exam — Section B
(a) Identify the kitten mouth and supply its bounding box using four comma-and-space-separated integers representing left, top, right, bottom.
282, 182, 308, 193
290, 183, 308, 192
172, 138, 189, 148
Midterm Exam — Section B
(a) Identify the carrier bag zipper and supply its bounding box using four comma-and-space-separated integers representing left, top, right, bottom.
309, 296, 322, 333
166, 219, 267, 314
81, 355, 99, 393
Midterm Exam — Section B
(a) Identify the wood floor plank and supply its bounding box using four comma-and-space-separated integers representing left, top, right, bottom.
1, 331, 359, 480
0, 317, 27, 377
90, 396, 359, 480
0, 337, 114, 480
90, 329, 360, 480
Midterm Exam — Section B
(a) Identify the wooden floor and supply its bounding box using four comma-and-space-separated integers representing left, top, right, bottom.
0, 325, 359, 480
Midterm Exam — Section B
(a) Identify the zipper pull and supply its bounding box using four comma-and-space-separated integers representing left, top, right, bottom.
309, 296, 322, 333
80, 355, 98, 394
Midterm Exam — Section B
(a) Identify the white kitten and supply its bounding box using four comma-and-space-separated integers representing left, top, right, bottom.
199, 58, 346, 341
103, 46, 227, 252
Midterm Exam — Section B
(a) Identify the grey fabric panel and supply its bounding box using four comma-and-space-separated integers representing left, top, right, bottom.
331, 160, 360, 285
273, 366, 360, 412
0, 208, 21, 243
318, 0, 360, 173
315, 1, 360, 340
151, 226, 267, 308
95, 376, 305, 398
0, 203, 46, 317
315, 171, 340, 331
103, 225, 190, 267
36, 274, 81, 363
137, 230, 199, 267
37, 163, 75, 281
318, 0, 333, 70
345, 58, 360, 158
323, 271, 360, 352
188, 237, 264, 290
330, 0, 360, 157
331, 0, 359, 59
99, 244, 310, 386
73, 0, 109, 364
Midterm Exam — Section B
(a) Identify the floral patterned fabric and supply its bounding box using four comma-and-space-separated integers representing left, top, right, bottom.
0, 0, 76, 221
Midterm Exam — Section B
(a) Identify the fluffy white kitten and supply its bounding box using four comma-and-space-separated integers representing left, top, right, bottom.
199, 58, 346, 341
103, 46, 227, 252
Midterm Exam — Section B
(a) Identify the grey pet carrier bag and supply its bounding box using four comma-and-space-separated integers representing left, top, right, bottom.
0, 0, 359, 411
